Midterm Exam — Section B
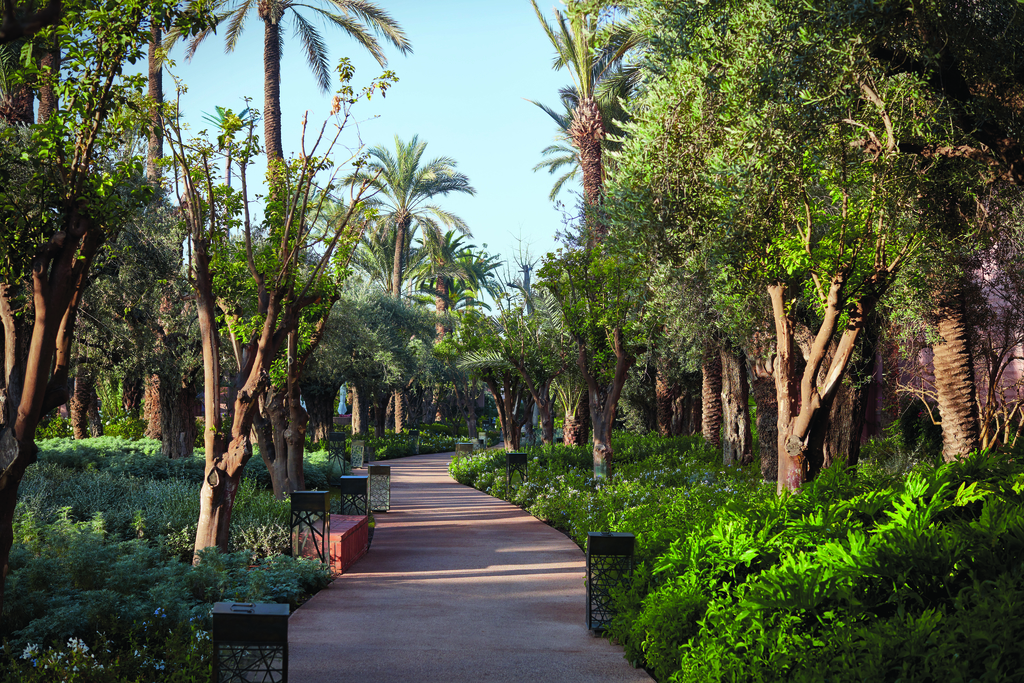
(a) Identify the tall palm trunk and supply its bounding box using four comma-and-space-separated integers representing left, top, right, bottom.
701, 348, 723, 448
569, 95, 604, 240
391, 216, 411, 298
932, 283, 981, 460
0, 83, 33, 124
260, 9, 283, 161
147, 18, 163, 182
37, 33, 59, 123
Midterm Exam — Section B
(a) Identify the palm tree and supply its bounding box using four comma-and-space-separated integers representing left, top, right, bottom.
412, 231, 501, 338
170, 0, 410, 161
349, 135, 476, 300
530, 93, 630, 202
531, 0, 638, 236
353, 228, 426, 295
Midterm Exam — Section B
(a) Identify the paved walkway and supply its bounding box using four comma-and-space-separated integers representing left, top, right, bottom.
288, 451, 652, 683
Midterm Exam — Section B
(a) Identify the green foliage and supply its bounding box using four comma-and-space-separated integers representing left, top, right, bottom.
452, 432, 1024, 682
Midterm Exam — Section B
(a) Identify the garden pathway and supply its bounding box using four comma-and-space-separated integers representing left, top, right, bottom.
287, 451, 653, 683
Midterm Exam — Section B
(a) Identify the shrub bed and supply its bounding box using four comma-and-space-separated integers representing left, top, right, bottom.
450, 437, 1024, 682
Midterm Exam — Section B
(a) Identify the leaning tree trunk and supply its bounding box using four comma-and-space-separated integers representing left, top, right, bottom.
720, 344, 752, 467
932, 285, 981, 461
702, 349, 723, 448
147, 18, 163, 182
260, 14, 283, 161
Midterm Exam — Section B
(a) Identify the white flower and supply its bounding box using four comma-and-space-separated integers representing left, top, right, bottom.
20, 644, 39, 660
67, 637, 89, 653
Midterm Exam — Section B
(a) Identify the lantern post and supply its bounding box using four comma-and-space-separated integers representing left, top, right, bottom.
212, 601, 289, 682
585, 532, 635, 632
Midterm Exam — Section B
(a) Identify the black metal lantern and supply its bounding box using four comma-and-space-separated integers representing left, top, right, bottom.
505, 451, 528, 499
350, 439, 366, 468
454, 442, 473, 459
212, 601, 289, 682
408, 429, 420, 455
477, 430, 487, 449
290, 491, 331, 564
368, 464, 391, 512
339, 475, 369, 515
585, 532, 635, 631
326, 432, 347, 479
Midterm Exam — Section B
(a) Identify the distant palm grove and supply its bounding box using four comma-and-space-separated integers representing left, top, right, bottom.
2, 0, 1024, 681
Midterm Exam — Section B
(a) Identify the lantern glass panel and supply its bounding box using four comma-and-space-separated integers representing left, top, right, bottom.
506, 452, 528, 498
368, 465, 391, 512
290, 491, 330, 564
339, 475, 369, 515
586, 532, 634, 631
326, 433, 347, 479
212, 602, 288, 683
350, 440, 365, 469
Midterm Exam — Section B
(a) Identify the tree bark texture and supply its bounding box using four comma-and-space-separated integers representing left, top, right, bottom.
36, 33, 59, 123
121, 374, 143, 417
351, 384, 367, 435
655, 363, 676, 437
143, 373, 161, 439
302, 383, 340, 445
260, 14, 283, 161
932, 285, 981, 460
702, 349, 723, 448
393, 388, 406, 433
0, 83, 33, 124
70, 368, 94, 440
720, 344, 752, 467
563, 392, 590, 445
0, 211, 105, 617
570, 95, 605, 241
147, 19, 163, 182
159, 375, 197, 458
581, 328, 634, 480
749, 360, 778, 482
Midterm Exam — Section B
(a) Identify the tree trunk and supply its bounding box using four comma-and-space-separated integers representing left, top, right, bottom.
147, 18, 163, 182
374, 393, 386, 438
394, 388, 406, 433
563, 392, 589, 445
932, 285, 981, 460
254, 395, 288, 499
260, 15, 283, 161
302, 383, 340, 446
749, 358, 778, 482
284, 331, 306, 492
87, 386, 103, 438
351, 384, 367, 435
655, 363, 676, 437
392, 217, 410, 298
702, 349, 723, 448
122, 374, 143, 418
159, 375, 197, 458
143, 374, 161, 439
720, 344, 752, 466
421, 386, 435, 424
570, 95, 605, 242
0, 83, 33, 124
70, 369, 93, 440
36, 33, 59, 123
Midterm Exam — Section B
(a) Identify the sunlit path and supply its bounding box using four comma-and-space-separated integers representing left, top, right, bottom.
288, 451, 652, 683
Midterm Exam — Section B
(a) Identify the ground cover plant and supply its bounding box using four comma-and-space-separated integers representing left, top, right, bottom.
0, 437, 339, 680
451, 437, 1024, 682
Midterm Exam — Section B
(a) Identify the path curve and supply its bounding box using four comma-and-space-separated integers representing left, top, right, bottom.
288, 451, 652, 683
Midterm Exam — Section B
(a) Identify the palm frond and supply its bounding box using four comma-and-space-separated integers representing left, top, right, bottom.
292, 10, 332, 92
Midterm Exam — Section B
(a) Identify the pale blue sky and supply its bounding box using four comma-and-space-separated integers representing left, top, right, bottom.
164, 1, 578, 282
